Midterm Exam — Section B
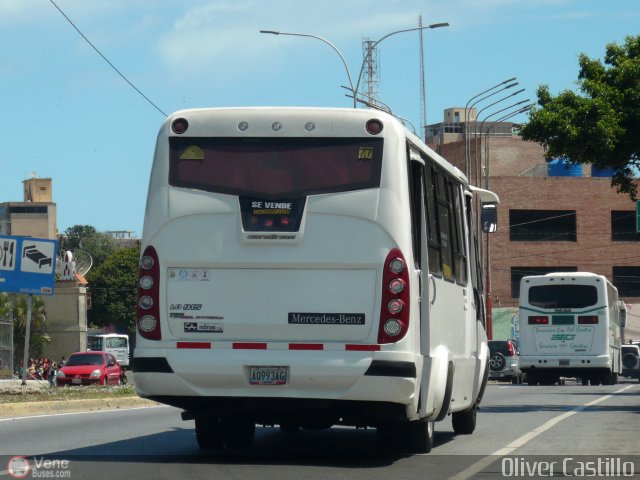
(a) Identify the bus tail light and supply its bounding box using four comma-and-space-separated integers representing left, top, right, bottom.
378, 249, 410, 343
528, 316, 549, 325
578, 316, 599, 324
137, 246, 161, 340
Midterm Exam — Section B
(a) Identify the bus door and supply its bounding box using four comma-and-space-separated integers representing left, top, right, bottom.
410, 154, 470, 417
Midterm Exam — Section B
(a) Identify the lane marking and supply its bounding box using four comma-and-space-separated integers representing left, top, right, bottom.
0, 404, 169, 422
448, 385, 634, 480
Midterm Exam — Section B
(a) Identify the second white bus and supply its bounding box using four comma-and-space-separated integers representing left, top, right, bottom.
133, 107, 499, 452
87, 333, 130, 369
518, 272, 625, 386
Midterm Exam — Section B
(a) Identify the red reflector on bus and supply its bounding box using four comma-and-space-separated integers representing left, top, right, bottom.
578, 316, 599, 324
528, 316, 549, 325
289, 343, 323, 350
177, 342, 211, 349
233, 342, 267, 349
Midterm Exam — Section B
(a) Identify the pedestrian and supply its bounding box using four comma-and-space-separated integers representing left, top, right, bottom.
48, 362, 57, 387
59, 356, 66, 367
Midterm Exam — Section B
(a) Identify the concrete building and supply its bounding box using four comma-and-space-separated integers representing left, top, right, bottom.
0, 177, 57, 239
427, 109, 640, 341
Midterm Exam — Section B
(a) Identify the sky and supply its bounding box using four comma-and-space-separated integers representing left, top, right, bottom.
0, 0, 638, 237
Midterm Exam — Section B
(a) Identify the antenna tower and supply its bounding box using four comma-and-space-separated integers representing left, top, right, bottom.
362, 38, 380, 103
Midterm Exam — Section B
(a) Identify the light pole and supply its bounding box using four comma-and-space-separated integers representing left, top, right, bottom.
480, 103, 533, 341
353, 23, 449, 107
259, 30, 355, 100
483, 104, 534, 189
464, 78, 517, 179
473, 89, 526, 186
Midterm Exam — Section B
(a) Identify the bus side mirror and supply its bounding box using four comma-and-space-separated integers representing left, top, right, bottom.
619, 304, 627, 328
481, 204, 498, 233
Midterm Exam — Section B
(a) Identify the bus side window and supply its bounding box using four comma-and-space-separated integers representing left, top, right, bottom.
424, 166, 441, 276
435, 172, 455, 281
451, 183, 468, 285
408, 152, 424, 268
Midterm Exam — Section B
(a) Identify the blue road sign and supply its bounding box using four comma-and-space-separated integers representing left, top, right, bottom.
0, 235, 57, 295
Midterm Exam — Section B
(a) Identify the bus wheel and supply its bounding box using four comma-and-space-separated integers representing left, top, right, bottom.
195, 416, 225, 449
527, 374, 539, 386
452, 405, 477, 435
222, 416, 256, 450
405, 419, 434, 454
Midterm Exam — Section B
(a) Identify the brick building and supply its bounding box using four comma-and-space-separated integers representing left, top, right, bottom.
427, 109, 640, 340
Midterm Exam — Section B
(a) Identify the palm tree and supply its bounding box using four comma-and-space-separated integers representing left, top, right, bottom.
11, 295, 51, 367
0, 293, 12, 376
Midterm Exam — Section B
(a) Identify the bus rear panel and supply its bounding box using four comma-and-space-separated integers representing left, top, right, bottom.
134, 107, 496, 451
518, 272, 622, 385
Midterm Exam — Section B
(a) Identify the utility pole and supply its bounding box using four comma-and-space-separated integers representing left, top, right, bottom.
418, 14, 427, 141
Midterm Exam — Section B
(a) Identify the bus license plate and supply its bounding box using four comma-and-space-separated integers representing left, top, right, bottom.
249, 366, 288, 385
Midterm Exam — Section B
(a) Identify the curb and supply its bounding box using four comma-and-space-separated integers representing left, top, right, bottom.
0, 397, 159, 418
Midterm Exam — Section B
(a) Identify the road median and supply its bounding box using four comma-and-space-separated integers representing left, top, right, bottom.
0, 395, 159, 418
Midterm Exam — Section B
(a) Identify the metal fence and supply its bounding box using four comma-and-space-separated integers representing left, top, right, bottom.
0, 314, 13, 378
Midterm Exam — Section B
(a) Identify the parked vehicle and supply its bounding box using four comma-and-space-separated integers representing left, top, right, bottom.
621, 344, 640, 381
87, 333, 130, 369
56, 351, 125, 386
488, 340, 522, 384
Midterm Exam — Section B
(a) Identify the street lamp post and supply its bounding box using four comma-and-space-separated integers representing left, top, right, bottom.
464, 78, 517, 179
262, 24, 448, 108
473, 89, 526, 186
259, 30, 355, 99
480, 103, 533, 341
483, 104, 534, 189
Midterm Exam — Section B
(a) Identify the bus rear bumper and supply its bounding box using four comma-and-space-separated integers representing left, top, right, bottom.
132, 348, 420, 411
520, 354, 615, 375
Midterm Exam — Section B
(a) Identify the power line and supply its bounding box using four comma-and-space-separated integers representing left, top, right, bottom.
48, 0, 167, 117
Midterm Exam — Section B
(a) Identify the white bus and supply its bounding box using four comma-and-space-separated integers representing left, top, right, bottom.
518, 272, 625, 386
87, 333, 130, 369
133, 107, 499, 452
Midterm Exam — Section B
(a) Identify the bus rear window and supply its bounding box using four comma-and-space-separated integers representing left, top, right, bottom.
528, 285, 598, 309
169, 137, 382, 198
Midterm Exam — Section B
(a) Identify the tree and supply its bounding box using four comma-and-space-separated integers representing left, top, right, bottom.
520, 35, 640, 198
9, 295, 51, 367
59, 225, 97, 251
87, 246, 140, 335
58, 225, 118, 270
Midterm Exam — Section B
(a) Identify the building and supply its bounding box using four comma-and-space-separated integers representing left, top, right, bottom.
0, 176, 57, 239
427, 109, 640, 341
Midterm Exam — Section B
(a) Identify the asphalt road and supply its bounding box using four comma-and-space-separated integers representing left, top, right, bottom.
1, 379, 639, 480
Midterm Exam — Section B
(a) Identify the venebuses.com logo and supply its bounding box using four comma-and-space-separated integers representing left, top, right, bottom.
7, 456, 71, 478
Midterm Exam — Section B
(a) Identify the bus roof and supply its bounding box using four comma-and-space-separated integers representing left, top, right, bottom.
521, 272, 612, 287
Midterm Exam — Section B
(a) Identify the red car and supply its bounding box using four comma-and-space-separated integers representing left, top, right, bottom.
56, 351, 125, 386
